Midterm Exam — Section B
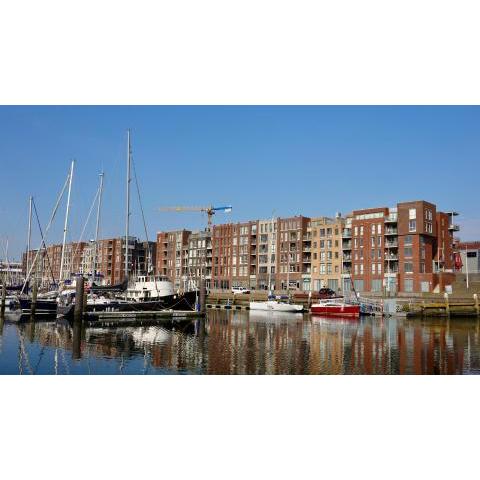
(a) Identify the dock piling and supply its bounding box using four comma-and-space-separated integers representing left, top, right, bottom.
74, 277, 85, 319
444, 293, 450, 317
199, 278, 206, 314
31, 281, 38, 318
474, 294, 479, 317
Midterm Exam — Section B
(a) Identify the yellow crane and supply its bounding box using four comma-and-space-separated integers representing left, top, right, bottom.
159, 205, 232, 228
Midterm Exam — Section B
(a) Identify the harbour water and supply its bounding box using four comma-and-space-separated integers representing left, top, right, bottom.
1, 310, 480, 374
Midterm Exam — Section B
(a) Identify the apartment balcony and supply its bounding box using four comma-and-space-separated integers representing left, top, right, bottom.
384, 268, 399, 274
342, 229, 352, 238
384, 228, 398, 235
302, 256, 311, 263
303, 267, 311, 274
385, 214, 398, 223
342, 254, 352, 261
342, 241, 352, 250
385, 254, 399, 261
449, 224, 460, 232
385, 240, 398, 248
303, 247, 311, 252
303, 234, 312, 241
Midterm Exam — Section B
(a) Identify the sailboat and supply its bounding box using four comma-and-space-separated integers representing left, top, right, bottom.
57, 131, 199, 320
18, 162, 76, 317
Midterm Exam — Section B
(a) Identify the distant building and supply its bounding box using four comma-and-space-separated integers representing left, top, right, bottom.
457, 241, 480, 274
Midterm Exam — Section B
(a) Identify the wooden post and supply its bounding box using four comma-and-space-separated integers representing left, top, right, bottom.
74, 276, 85, 319
0, 282, 6, 317
474, 294, 479, 317
199, 278, 206, 314
31, 281, 38, 318
444, 292, 450, 317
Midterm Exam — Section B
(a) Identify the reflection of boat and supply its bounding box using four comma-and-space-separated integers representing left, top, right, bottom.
311, 300, 360, 318
248, 310, 304, 323
250, 299, 303, 312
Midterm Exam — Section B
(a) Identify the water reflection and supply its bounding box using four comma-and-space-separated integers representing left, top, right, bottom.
1, 310, 480, 374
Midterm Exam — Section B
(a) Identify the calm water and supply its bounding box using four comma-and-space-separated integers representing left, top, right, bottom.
1, 310, 480, 374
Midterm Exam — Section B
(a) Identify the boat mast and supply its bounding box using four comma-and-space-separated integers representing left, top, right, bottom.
125, 130, 131, 283
92, 172, 104, 285
26, 196, 33, 281
59, 160, 75, 285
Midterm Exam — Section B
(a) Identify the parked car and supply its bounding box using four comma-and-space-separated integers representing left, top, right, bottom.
232, 286, 251, 295
318, 287, 337, 299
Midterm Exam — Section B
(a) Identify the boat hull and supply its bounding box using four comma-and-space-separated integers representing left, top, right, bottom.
249, 301, 303, 312
58, 290, 199, 319
310, 304, 360, 318
19, 298, 58, 315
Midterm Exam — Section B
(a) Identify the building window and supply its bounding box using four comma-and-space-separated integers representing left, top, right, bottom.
354, 226, 358, 236
377, 263, 382, 274
404, 262, 414, 273
409, 208, 416, 220
377, 224, 382, 235
404, 247, 413, 257
405, 235, 413, 245
404, 278, 414, 292
371, 224, 375, 235
372, 263, 376, 274
409, 220, 416, 232
371, 279, 382, 292
360, 264, 364, 274
354, 280, 364, 292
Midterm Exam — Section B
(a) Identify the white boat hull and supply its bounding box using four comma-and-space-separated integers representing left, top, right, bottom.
249, 301, 303, 312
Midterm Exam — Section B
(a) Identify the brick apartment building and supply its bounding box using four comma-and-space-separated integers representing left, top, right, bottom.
23, 237, 153, 287
156, 230, 190, 291
210, 220, 259, 290
343, 201, 458, 295
187, 229, 212, 290
310, 215, 345, 292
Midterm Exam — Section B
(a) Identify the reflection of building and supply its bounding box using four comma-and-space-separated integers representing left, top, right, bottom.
20, 311, 479, 375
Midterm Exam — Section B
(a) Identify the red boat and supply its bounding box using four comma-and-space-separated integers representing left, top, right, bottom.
310, 300, 360, 318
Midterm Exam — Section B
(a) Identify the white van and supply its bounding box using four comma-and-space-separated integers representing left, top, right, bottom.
231, 286, 250, 295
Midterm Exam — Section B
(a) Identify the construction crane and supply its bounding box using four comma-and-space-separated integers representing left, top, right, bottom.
159, 205, 232, 228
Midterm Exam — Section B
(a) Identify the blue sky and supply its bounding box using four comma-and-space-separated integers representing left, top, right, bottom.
0, 106, 479, 260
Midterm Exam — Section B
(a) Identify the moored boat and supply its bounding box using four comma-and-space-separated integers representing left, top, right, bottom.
250, 299, 304, 312
310, 300, 360, 318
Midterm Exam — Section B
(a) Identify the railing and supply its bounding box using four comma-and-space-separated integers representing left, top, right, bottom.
302, 257, 311, 263
385, 255, 398, 260
343, 255, 352, 261
342, 242, 352, 249
385, 228, 398, 235
385, 214, 398, 222
385, 241, 398, 248
342, 229, 352, 238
